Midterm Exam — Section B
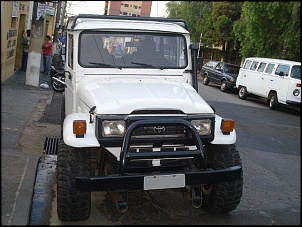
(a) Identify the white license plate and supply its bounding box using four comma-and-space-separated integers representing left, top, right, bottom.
144, 174, 185, 190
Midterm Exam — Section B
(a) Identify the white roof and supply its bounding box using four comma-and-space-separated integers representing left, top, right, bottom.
245, 57, 300, 65
73, 18, 189, 34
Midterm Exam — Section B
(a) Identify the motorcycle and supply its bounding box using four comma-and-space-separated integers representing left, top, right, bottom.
50, 53, 66, 93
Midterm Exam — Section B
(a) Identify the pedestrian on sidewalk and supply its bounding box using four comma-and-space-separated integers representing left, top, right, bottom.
20, 29, 31, 71
41, 35, 53, 75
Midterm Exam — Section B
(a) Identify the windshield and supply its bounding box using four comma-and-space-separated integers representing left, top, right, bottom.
290, 65, 301, 79
79, 32, 187, 69
224, 64, 241, 74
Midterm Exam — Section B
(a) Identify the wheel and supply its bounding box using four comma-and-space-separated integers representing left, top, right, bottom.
202, 144, 243, 213
51, 74, 65, 93
57, 139, 91, 221
269, 92, 278, 110
220, 80, 227, 92
238, 86, 248, 100
203, 75, 210, 85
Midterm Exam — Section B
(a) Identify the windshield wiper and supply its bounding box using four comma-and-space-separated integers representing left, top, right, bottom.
88, 62, 114, 67
131, 61, 163, 70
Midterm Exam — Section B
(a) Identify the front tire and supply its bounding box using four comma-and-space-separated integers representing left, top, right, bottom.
238, 86, 248, 100
220, 80, 227, 92
57, 140, 91, 221
51, 75, 65, 93
203, 75, 210, 85
202, 144, 243, 213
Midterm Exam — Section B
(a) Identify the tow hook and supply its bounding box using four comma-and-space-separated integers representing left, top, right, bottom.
110, 190, 128, 213
191, 186, 202, 208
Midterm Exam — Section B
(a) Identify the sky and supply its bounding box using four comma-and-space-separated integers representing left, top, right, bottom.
66, 1, 169, 17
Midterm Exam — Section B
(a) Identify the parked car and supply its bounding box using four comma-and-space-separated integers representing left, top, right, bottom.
200, 60, 241, 92
236, 57, 301, 110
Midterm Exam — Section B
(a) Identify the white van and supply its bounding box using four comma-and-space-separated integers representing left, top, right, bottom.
236, 57, 301, 110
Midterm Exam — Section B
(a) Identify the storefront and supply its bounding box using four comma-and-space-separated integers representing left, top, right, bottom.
1, 1, 56, 83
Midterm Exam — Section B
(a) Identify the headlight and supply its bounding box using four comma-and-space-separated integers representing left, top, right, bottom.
102, 120, 126, 137
191, 119, 212, 135
293, 89, 300, 96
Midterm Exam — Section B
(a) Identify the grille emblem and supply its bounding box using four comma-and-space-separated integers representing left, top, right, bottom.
153, 126, 166, 134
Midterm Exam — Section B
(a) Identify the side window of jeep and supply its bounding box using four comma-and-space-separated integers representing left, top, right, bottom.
68, 34, 73, 69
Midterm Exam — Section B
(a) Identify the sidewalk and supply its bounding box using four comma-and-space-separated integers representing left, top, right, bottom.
1, 69, 54, 225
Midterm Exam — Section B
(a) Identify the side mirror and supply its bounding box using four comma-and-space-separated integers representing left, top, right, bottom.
279, 71, 284, 77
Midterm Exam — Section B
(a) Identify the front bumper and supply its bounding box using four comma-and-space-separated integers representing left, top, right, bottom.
76, 166, 242, 191
76, 118, 242, 192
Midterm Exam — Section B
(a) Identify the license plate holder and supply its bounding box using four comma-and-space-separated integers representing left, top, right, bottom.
144, 174, 185, 190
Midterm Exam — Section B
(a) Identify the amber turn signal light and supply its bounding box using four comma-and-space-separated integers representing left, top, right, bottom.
220, 119, 234, 133
73, 120, 86, 137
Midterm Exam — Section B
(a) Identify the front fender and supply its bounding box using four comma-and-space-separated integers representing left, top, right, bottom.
63, 113, 100, 148
211, 115, 236, 144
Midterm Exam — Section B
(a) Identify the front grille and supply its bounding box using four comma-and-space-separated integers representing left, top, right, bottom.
132, 125, 189, 138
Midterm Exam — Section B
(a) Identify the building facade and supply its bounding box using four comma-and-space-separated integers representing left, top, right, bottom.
1, 1, 58, 83
104, 1, 152, 17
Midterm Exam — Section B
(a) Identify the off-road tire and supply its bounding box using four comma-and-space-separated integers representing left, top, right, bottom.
238, 86, 248, 100
202, 144, 243, 213
57, 139, 91, 221
203, 75, 210, 85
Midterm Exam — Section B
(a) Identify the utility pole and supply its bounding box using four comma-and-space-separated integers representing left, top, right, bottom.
26, 1, 46, 87
52, 1, 62, 55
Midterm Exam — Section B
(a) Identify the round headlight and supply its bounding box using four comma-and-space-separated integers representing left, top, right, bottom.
293, 89, 300, 96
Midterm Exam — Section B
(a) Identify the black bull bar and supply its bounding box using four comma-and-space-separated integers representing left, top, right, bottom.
76, 119, 242, 192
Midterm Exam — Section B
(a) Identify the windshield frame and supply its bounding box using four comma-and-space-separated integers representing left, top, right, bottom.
78, 31, 188, 69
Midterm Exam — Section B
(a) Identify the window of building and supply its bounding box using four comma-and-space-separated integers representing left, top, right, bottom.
124, 4, 129, 7
11, 18, 17, 28
133, 5, 138, 9
123, 12, 127, 15
128, 12, 132, 16
132, 13, 137, 17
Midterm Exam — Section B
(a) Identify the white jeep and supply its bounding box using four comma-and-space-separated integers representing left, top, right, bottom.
57, 15, 243, 221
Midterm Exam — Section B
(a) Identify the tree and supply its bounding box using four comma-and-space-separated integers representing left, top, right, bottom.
234, 2, 300, 61
166, 1, 212, 43
205, 2, 243, 51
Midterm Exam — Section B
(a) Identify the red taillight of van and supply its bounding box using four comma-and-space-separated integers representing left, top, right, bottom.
296, 83, 301, 87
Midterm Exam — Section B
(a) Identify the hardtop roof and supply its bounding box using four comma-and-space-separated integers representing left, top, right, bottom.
66, 14, 190, 34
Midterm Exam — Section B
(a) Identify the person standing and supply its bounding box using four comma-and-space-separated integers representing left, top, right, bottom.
20, 29, 30, 71
41, 35, 53, 75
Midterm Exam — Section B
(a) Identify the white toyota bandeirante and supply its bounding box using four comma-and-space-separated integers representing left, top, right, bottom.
57, 15, 243, 221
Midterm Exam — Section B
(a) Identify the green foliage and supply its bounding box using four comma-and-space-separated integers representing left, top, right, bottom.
234, 2, 300, 61
166, 1, 300, 62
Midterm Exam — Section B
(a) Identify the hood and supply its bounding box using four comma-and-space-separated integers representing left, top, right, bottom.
77, 78, 214, 115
